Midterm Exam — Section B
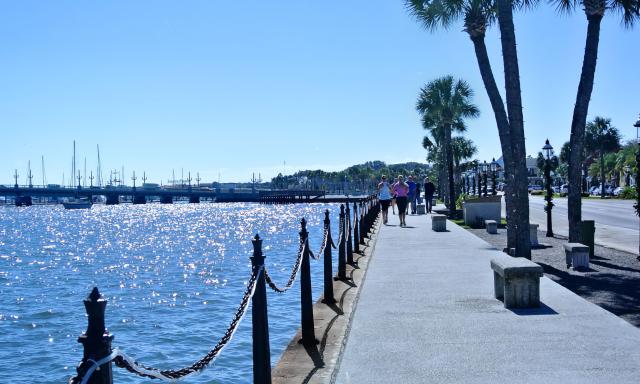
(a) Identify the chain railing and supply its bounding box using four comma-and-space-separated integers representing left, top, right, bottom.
264, 238, 306, 293
69, 266, 261, 384
114, 264, 260, 380
68, 197, 379, 384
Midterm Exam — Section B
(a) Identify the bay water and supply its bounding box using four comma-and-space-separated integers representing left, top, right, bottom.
0, 203, 343, 383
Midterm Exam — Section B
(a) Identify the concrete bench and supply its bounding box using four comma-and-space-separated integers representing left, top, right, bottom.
432, 214, 447, 232
416, 204, 426, 215
529, 223, 539, 247
563, 243, 589, 270
490, 254, 543, 309
485, 220, 497, 234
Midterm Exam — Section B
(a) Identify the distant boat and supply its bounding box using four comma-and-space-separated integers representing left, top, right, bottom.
63, 197, 92, 210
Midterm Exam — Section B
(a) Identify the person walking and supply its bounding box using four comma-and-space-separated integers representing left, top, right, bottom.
392, 175, 409, 226
377, 175, 393, 225
424, 177, 436, 214
407, 175, 417, 214
391, 177, 398, 215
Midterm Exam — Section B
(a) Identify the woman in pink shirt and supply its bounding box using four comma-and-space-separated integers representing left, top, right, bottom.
392, 175, 409, 227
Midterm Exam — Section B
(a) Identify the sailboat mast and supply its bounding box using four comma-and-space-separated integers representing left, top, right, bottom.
41, 156, 47, 186
83, 157, 87, 188
96, 145, 102, 187
72, 140, 76, 187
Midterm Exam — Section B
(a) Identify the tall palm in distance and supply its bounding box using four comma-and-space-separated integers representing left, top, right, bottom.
584, 116, 621, 198
416, 76, 479, 217
406, 0, 533, 257
452, 136, 479, 195
552, 0, 639, 241
423, 134, 478, 202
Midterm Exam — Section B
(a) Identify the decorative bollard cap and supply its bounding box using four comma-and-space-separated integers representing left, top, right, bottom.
83, 287, 108, 339
251, 234, 264, 265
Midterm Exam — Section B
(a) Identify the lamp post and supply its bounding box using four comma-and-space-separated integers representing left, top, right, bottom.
465, 172, 470, 194
634, 116, 640, 215
481, 161, 488, 197
490, 158, 498, 196
472, 164, 477, 195
634, 115, 639, 260
542, 139, 555, 237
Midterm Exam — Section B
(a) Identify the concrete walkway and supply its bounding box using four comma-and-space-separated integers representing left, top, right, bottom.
335, 213, 640, 383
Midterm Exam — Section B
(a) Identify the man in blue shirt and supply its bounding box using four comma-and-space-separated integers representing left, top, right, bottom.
407, 175, 417, 215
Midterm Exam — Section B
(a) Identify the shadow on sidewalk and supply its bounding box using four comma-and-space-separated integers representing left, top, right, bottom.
538, 262, 640, 327
510, 302, 558, 316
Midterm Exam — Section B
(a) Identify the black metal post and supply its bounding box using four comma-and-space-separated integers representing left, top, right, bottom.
321, 210, 336, 304
69, 287, 114, 384
491, 170, 497, 196
251, 235, 272, 384
336, 205, 347, 280
359, 202, 366, 246
346, 202, 354, 264
482, 172, 488, 197
299, 218, 318, 346
544, 160, 554, 237
636, 147, 640, 217
352, 202, 360, 253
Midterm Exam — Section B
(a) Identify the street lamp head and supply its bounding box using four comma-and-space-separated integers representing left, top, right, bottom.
490, 158, 498, 172
542, 138, 553, 160
481, 160, 488, 172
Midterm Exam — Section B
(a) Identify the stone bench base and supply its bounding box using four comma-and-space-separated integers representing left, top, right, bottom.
485, 220, 497, 234
564, 243, 589, 270
529, 224, 539, 247
416, 204, 426, 215
490, 254, 543, 309
432, 214, 447, 232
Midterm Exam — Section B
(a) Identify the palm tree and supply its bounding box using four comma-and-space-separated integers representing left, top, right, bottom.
551, 0, 639, 240
406, 0, 532, 258
452, 136, 478, 197
416, 76, 479, 218
584, 116, 621, 198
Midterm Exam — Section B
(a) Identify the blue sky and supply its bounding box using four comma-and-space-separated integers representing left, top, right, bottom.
1, 1, 638, 185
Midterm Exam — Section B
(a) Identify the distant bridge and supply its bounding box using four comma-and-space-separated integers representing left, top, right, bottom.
0, 185, 333, 206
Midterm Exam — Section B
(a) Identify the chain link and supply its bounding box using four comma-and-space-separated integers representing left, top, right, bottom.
263, 237, 306, 293
111, 266, 262, 381
309, 226, 329, 260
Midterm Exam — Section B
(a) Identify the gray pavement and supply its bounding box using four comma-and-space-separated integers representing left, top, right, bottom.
335, 212, 640, 383
522, 195, 639, 255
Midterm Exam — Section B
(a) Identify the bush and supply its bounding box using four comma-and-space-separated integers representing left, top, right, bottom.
619, 186, 638, 200
530, 190, 544, 196
456, 193, 467, 209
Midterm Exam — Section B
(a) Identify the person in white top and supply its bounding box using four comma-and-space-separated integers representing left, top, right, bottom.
377, 175, 393, 224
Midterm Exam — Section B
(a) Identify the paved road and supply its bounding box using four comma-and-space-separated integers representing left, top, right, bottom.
507, 196, 639, 255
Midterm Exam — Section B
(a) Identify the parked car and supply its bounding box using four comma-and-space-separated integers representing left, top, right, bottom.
528, 185, 543, 192
612, 186, 622, 196
590, 184, 613, 196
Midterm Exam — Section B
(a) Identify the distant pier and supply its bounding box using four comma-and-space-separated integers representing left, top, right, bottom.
0, 185, 371, 206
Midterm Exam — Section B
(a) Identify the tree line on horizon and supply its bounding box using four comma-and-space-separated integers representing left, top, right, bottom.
269, 161, 433, 192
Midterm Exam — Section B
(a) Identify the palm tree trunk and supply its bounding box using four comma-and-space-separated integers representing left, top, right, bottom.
568, 14, 602, 242
600, 151, 605, 199
446, 125, 456, 217
496, 0, 531, 259
470, 34, 516, 251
